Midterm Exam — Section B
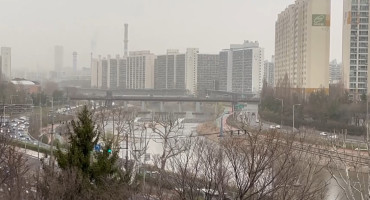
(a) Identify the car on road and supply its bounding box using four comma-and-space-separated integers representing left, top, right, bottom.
328, 135, 338, 139
256, 118, 260, 123
269, 125, 276, 129
275, 125, 281, 129
319, 132, 327, 136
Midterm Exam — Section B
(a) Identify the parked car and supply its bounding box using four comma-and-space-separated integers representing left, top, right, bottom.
269, 125, 276, 129
275, 125, 281, 129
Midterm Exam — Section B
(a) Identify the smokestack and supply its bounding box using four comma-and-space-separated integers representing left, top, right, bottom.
72, 51, 77, 71
124, 24, 128, 57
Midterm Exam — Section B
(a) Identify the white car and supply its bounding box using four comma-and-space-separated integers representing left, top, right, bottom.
275, 125, 281, 129
256, 119, 260, 123
319, 132, 327, 136
329, 135, 338, 139
269, 125, 276, 129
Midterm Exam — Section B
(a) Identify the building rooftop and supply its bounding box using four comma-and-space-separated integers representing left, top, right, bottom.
11, 79, 38, 86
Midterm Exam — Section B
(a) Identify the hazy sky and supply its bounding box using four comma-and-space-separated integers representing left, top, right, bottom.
0, 0, 342, 72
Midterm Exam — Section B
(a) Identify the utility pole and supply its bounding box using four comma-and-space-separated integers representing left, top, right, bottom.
2, 104, 5, 127
50, 97, 54, 168
293, 104, 301, 133
37, 105, 42, 160
142, 125, 147, 193
218, 112, 229, 199
125, 122, 130, 170
367, 96, 368, 144
275, 98, 284, 128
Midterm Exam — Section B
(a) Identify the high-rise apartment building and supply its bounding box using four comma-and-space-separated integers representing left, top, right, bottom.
197, 54, 220, 96
219, 41, 264, 94
183, 48, 220, 95
154, 49, 218, 96
154, 50, 186, 90
329, 59, 342, 84
54, 45, 64, 71
275, 0, 330, 92
219, 50, 232, 92
0, 47, 11, 81
343, 0, 369, 99
185, 48, 199, 95
264, 56, 275, 86
91, 51, 155, 89
127, 51, 155, 89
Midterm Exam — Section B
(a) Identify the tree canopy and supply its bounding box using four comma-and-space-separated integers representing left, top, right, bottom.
55, 105, 120, 183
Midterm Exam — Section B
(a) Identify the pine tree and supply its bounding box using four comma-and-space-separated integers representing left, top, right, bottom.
55, 105, 120, 183
39, 106, 134, 199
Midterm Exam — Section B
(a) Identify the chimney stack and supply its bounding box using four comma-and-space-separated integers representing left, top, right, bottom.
124, 24, 128, 57
72, 51, 77, 71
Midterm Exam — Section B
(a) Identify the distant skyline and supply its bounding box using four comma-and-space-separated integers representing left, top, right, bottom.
0, 0, 342, 71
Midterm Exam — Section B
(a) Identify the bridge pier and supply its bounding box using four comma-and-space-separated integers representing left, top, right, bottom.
215, 102, 218, 115
105, 91, 113, 107
160, 102, 164, 112
141, 101, 146, 111
105, 100, 113, 107
178, 102, 183, 112
195, 102, 201, 113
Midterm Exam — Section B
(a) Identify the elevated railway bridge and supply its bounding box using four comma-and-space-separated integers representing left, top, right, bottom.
69, 94, 260, 113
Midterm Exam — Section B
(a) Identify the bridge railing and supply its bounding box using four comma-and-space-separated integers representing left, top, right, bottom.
68, 95, 260, 103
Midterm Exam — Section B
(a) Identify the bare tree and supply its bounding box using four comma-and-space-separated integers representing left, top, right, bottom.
220, 118, 328, 200
146, 113, 188, 199
326, 140, 370, 200
37, 165, 134, 200
0, 135, 33, 200
93, 106, 111, 138
166, 137, 226, 200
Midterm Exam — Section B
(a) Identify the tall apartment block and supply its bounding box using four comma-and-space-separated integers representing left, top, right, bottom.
154, 50, 186, 90
219, 41, 265, 94
275, 0, 330, 93
91, 51, 155, 89
185, 48, 199, 95
154, 49, 219, 96
329, 59, 342, 84
183, 48, 220, 96
197, 54, 219, 96
0, 47, 11, 81
54, 45, 64, 71
343, 0, 369, 99
264, 56, 275, 86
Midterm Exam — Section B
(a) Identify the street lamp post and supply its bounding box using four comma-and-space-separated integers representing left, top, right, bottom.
275, 98, 284, 128
218, 111, 230, 199
48, 97, 55, 168
367, 96, 369, 143
10, 95, 18, 105
2, 105, 9, 127
38, 106, 42, 160
293, 104, 301, 133
32, 105, 43, 160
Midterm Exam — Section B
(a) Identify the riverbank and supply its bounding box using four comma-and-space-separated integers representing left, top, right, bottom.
196, 121, 219, 141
